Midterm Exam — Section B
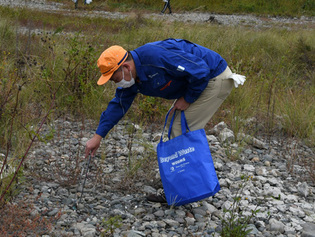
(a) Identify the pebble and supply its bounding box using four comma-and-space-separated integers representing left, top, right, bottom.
301, 223, 315, 237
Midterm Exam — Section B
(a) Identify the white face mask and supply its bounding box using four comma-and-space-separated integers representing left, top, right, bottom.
115, 68, 135, 88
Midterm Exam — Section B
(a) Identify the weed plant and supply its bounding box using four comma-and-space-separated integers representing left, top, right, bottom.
100, 215, 122, 236
0, 200, 54, 236
115, 122, 160, 192
219, 175, 260, 237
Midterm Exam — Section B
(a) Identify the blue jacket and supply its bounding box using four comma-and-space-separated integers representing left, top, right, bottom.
96, 38, 227, 137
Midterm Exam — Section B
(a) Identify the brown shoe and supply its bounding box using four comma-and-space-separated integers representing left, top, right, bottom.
146, 189, 167, 203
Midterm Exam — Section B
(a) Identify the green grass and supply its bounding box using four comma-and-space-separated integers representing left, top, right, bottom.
0, 3, 314, 141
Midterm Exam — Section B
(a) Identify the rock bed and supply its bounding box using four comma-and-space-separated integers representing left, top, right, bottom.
0, 0, 314, 30
11, 116, 315, 237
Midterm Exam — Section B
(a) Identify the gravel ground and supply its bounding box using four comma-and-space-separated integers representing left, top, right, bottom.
0, 0, 314, 30
11, 117, 314, 237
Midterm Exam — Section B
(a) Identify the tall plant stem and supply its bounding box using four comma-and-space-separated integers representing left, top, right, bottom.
0, 86, 60, 205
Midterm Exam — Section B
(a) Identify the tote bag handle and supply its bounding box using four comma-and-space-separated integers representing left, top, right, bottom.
160, 109, 191, 142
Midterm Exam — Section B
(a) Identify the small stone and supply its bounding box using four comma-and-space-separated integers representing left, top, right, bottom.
251, 156, 260, 162
244, 164, 255, 172
263, 154, 273, 162
48, 208, 59, 216
256, 167, 268, 176
219, 128, 235, 143
127, 230, 146, 237
192, 207, 207, 216
289, 206, 305, 218
298, 182, 309, 197
209, 121, 227, 136
153, 210, 164, 217
164, 219, 180, 227
207, 135, 218, 143
264, 184, 282, 199
301, 222, 315, 237
268, 218, 285, 233
143, 214, 155, 221
185, 217, 195, 225
202, 201, 218, 213
143, 185, 156, 194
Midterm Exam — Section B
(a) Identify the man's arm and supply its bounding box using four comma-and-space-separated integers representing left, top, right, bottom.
85, 85, 138, 157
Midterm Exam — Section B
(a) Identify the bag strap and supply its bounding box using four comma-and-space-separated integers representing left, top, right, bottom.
180, 110, 191, 134
160, 108, 173, 143
160, 109, 191, 142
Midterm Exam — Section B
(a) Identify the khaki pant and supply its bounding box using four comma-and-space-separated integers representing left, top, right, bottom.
168, 66, 234, 138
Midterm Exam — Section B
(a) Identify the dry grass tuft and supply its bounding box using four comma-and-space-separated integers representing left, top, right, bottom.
0, 200, 57, 236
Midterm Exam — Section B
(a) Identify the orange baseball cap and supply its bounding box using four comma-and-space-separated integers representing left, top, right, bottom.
97, 45, 128, 85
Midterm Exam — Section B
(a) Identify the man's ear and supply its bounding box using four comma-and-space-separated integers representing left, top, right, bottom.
122, 62, 131, 71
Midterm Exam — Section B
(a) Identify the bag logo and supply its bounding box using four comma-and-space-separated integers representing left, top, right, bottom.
172, 157, 186, 166
159, 147, 195, 163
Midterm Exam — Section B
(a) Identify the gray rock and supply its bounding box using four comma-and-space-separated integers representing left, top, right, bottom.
301, 222, 315, 237
153, 210, 164, 217
252, 138, 268, 149
202, 201, 218, 214
164, 219, 180, 227
209, 121, 227, 136
244, 164, 255, 172
268, 218, 285, 233
264, 184, 282, 198
47, 208, 59, 216
289, 206, 306, 218
127, 230, 146, 237
207, 135, 218, 143
192, 207, 207, 216
57, 187, 69, 197
143, 214, 155, 221
218, 128, 235, 143
256, 167, 268, 176
247, 223, 260, 235
263, 154, 273, 162
143, 185, 156, 194
238, 133, 267, 149
175, 209, 186, 218
298, 182, 310, 197
185, 217, 195, 225
255, 220, 266, 231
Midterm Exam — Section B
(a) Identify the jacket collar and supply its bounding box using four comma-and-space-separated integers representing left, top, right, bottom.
130, 50, 148, 81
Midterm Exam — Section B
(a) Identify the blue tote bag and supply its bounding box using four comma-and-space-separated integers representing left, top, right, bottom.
157, 110, 220, 206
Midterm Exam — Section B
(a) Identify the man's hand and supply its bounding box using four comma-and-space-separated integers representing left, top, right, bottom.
170, 97, 190, 114
85, 134, 102, 158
